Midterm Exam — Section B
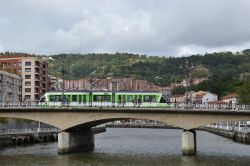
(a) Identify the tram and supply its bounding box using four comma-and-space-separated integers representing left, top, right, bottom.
39, 90, 170, 108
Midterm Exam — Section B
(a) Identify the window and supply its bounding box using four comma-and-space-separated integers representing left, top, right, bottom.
25, 88, 31, 92
49, 95, 56, 102
72, 95, 77, 102
144, 95, 156, 102
49, 95, 62, 102
25, 68, 31, 72
25, 81, 31, 86
13, 69, 17, 74
127, 95, 134, 102
79, 95, 82, 103
160, 96, 167, 103
25, 75, 31, 79
25, 62, 31, 66
93, 95, 111, 102
40, 96, 46, 102
18, 62, 22, 66
24, 95, 31, 100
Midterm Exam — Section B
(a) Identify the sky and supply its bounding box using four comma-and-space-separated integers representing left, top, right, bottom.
1, 0, 250, 56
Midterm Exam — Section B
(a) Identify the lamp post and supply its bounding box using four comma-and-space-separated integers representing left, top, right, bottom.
180, 59, 194, 108
61, 59, 66, 106
88, 71, 96, 107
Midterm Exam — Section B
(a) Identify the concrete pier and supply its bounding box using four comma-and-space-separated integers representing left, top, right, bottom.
182, 130, 196, 155
58, 130, 94, 154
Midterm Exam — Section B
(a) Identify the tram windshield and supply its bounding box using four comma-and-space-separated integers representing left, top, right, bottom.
39, 96, 46, 103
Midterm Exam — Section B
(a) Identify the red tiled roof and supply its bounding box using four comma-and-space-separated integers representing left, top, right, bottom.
222, 93, 238, 99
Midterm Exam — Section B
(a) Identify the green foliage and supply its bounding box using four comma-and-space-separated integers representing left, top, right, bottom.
48, 51, 250, 88
171, 86, 186, 95
238, 78, 250, 104
191, 76, 242, 99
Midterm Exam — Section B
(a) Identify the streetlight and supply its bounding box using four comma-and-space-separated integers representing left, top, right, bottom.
60, 57, 66, 106
88, 71, 96, 107
180, 59, 194, 108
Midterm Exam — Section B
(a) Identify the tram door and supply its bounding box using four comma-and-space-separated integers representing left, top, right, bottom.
112, 92, 115, 107
118, 95, 126, 106
138, 95, 142, 105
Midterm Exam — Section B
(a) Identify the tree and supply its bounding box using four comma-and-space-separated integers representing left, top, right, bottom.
238, 78, 250, 104
171, 86, 186, 95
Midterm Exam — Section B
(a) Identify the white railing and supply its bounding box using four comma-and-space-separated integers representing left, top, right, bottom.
0, 101, 249, 111
0, 128, 61, 135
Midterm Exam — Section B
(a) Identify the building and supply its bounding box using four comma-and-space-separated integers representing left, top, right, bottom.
63, 78, 161, 91
221, 93, 238, 105
48, 75, 63, 90
192, 91, 218, 104
170, 94, 185, 103
0, 70, 22, 102
0, 54, 48, 101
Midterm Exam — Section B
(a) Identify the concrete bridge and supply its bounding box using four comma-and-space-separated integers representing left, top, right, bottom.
0, 107, 250, 155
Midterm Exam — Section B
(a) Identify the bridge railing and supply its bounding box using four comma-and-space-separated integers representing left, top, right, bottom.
0, 101, 249, 111
0, 128, 61, 135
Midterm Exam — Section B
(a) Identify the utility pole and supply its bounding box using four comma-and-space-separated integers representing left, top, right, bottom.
60, 57, 66, 106
88, 71, 96, 107
180, 59, 194, 108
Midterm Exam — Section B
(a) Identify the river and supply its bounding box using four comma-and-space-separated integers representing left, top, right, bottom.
0, 128, 250, 166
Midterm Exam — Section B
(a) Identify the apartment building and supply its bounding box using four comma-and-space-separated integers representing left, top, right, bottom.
63, 78, 161, 91
0, 54, 48, 101
0, 70, 22, 102
48, 75, 63, 90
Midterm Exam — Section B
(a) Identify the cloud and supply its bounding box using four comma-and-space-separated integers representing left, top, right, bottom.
0, 0, 250, 56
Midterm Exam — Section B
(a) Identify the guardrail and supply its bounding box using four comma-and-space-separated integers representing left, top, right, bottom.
0, 128, 61, 135
0, 101, 249, 110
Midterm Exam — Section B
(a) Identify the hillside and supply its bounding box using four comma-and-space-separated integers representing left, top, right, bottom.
48, 51, 250, 87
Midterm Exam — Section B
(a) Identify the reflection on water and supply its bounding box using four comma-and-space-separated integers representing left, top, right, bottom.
0, 128, 250, 166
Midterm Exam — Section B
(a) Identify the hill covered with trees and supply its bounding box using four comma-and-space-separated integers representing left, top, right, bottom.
49, 51, 250, 84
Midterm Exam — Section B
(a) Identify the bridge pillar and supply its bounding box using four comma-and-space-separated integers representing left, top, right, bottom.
58, 129, 94, 154
182, 129, 196, 155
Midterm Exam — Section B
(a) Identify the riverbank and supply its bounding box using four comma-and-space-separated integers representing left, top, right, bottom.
199, 127, 250, 144
0, 132, 58, 148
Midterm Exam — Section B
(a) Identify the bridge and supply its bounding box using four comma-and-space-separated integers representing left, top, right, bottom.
0, 105, 250, 156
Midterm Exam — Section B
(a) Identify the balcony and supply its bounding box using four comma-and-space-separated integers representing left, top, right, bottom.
35, 88, 40, 94
35, 61, 40, 67
35, 68, 40, 74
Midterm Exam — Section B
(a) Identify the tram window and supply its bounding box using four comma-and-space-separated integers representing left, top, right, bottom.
93, 95, 111, 102
151, 96, 156, 102
144, 95, 151, 102
40, 96, 46, 102
79, 95, 82, 103
127, 95, 133, 102
103, 95, 111, 102
62, 95, 68, 102
56, 95, 61, 102
82, 95, 86, 102
93, 95, 101, 101
160, 96, 167, 103
72, 95, 77, 102
49, 95, 56, 102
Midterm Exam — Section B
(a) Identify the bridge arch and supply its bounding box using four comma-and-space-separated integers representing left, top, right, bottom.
1, 109, 250, 130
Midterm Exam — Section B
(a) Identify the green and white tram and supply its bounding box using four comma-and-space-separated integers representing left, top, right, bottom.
39, 90, 170, 108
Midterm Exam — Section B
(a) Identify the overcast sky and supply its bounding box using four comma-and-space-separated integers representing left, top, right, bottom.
1, 0, 250, 56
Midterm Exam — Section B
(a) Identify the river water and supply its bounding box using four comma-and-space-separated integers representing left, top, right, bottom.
0, 128, 250, 166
